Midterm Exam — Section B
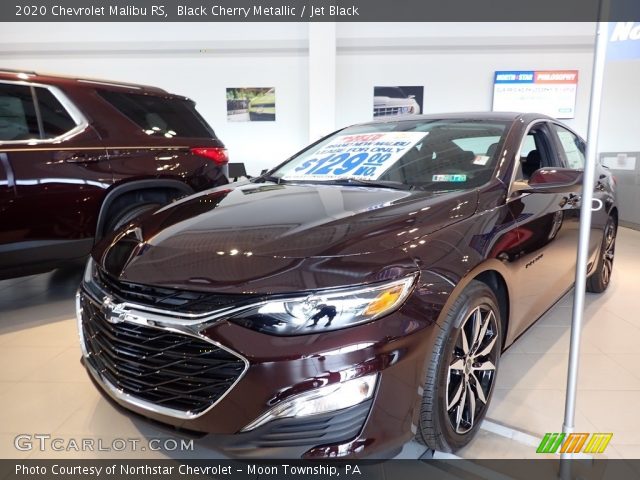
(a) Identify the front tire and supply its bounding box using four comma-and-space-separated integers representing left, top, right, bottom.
417, 280, 502, 452
586, 215, 617, 293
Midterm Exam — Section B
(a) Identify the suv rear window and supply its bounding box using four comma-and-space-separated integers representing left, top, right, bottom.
98, 90, 215, 138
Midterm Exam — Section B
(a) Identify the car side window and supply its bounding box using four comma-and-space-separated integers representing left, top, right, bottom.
0, 83, 40, 141
35, 88, 76, 138
516, 123, 562, 181
553, 124, 585, 170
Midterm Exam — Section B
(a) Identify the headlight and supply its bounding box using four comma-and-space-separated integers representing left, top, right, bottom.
230, 274, 417, 335
242, 374, 377, 431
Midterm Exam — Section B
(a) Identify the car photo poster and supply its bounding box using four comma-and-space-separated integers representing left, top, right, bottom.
373, 86, 423, 118
226, 87, 276, 122
492, 70, 579, 119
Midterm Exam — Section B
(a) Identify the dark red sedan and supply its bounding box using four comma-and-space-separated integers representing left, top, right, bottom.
78, 113, 617, 458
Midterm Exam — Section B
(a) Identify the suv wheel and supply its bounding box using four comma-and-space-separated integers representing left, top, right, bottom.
106, 203, 161, 232
417, 280, 502, 452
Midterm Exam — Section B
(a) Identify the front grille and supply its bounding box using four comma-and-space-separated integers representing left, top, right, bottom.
80, 292, 246, 415
96, 269, 260, 315
374, 106, 402, 117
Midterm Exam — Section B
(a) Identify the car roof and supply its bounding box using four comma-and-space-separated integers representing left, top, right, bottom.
0, 67, 175, 96
364, 111, 553, 125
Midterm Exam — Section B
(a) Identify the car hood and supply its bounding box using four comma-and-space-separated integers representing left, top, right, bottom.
95, 181, 477, 292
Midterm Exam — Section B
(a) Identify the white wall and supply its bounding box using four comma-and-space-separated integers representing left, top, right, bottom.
0, 22, 309, 175
335, 23, 596, 136
599, 60, 640, 152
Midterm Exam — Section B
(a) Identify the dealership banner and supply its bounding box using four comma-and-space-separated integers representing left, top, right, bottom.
1, 0, 640, 22
492, 70, 579, 119
608, 22, 640, 60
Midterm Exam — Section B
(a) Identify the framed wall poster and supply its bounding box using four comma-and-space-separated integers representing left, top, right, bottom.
373, 86, 423, 118
492, 70, 578, 119
226, 87, 276, 122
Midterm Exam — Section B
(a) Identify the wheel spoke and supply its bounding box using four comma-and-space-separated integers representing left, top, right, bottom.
447, 378, 464, 410
606, 230, 615, 250
467, 381, 476, 428
450, 358, 465, 371
460, 308, 480, 355
473, 360, 496, 371
474, 335, 497, 358
455, 382, 467, 431
470, 308, 482, 350
470, 372, 487, 404
471, 310, 491, 355
461, 323, 470, 355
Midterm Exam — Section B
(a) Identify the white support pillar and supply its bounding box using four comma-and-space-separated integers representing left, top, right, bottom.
308, 22, 336, 142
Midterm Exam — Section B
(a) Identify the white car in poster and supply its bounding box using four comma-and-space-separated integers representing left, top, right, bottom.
373, 86, 421, 117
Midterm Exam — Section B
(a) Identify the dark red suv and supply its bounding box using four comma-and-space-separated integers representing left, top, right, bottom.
0, 68, 228, 279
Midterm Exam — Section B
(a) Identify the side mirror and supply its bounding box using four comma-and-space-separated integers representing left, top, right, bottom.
512, 167, 583, 194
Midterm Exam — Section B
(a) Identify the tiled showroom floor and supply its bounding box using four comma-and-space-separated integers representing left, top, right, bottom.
0, 227, 639, 460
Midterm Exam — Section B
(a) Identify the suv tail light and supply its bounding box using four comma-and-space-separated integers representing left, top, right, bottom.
190, 147, 228, 166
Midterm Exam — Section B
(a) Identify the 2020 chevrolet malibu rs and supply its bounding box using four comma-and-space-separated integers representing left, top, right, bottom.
77, 113, 617, 458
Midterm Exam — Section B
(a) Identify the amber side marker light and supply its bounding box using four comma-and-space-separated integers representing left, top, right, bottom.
364, 285, 406, 316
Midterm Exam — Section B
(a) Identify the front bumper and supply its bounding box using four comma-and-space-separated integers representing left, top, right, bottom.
78, 281, 443, 459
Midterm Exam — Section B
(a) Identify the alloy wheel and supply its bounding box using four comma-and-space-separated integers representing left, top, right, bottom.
446, 305, 499, 434
602, 221, 616, 286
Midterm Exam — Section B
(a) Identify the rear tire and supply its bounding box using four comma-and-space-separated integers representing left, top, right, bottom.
417, 280, 502, 452
586, 215, 617, 293
106, 202, 160, 233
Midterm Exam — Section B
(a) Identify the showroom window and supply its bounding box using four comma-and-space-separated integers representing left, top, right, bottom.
97, 90, 215, 138
0, 83, 40, 141
553, 124, 586, 169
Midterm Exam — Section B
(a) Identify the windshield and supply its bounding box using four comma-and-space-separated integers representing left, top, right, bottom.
269, 119, 509, 191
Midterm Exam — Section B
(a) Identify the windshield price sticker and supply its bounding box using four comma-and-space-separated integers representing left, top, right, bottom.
283, 132, 427, 181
